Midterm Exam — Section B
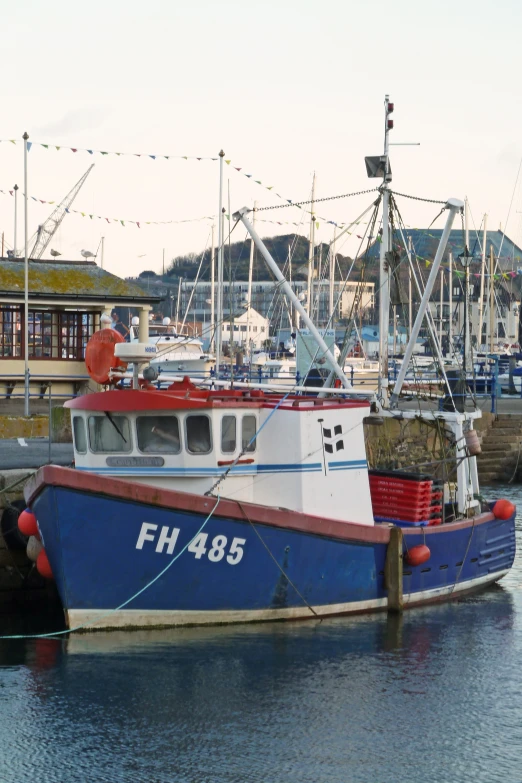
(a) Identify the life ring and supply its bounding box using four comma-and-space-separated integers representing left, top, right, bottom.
85, 328, 128, 385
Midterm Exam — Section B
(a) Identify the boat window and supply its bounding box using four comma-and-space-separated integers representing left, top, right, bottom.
186, 415, 212, 454
72, 416, 87, 454
137, 416, 181, 454
242, 415, 257, 453
221, 415, 236, 453
88, 415, 132, 453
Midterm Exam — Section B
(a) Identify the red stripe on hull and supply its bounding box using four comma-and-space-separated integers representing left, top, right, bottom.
25, 466, 496, 545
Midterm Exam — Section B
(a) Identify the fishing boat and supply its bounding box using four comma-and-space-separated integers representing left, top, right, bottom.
21, 98, 516, 632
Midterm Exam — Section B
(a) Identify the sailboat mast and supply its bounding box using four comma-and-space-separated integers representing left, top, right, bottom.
439, 267, 444, 347
478, 214, 487, 348
449, 252, 453, 355
288, 243, 293, 329
210, 223, 215, 351
489, 244, 495, 353
246, 201, 257, 349
378, 96, 393, 398
408, 236, 413, 339
306, 173, 316, 317
329, 227, 336, 323
216, 150, 225, 374
463, 197, 472, 372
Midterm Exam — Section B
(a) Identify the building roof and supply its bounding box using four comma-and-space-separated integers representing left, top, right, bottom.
368, 229, 522, 263
0, 258, 160, 303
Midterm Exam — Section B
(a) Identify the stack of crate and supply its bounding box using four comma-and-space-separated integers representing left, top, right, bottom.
369, 470, 443, 526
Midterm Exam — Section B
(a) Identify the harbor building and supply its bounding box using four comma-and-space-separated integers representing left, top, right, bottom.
221, 307, 270, 351
135, 278, 376, 330
0, 256, 159, 402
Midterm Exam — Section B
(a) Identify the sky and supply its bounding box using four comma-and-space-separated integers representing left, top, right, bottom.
2, 0, 522, 279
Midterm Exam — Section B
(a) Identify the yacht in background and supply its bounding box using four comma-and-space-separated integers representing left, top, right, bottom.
130, 317, 215, 376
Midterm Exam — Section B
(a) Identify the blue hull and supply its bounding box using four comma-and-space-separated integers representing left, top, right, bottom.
28, 470, 516, 630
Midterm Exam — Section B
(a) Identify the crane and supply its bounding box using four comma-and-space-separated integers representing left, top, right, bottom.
30, 164, 94, 260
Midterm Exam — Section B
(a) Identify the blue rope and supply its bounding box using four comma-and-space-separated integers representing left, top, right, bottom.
0, 495, 221, 641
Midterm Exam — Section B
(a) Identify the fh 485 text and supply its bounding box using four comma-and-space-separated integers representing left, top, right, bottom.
136, 522, 246, 565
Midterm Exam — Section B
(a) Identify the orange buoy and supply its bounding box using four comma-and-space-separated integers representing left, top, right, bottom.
405, 544, 431, 567
36, 549, 53, 580
85, 328, 127, 385
18, 509, 38, 537
492, 499, 516, 520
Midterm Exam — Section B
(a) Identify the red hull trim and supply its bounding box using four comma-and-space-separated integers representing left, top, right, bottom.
25, 466, 496, 545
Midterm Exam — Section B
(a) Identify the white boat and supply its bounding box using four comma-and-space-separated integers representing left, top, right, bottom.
130, 317, 215, 376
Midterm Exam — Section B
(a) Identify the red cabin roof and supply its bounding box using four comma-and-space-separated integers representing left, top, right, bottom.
66, 377, 370, 413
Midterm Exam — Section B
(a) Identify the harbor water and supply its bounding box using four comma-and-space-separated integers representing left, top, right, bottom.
1, 486, 522, 783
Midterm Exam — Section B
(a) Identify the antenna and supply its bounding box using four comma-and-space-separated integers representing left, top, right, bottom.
30, 164, 95, 260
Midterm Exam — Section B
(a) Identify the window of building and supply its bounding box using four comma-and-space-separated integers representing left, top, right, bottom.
186, 415, 212, 454
137, 415, 181, 454
221, 415, 236, 453
88, 415, 132, 453
253, 326, 258, 332
0, 306, 22, 358
242, 415, 257, 453
72, 416, 87, 454
240, 325, 247, 332
27, 310, 97, 360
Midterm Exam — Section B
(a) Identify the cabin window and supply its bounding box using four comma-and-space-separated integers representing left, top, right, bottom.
221, 415, 236, 453
186, 415, 212, 454
242, 415, 257, 453
72, 416, 87, 454
137, 415, 181, 454
88, 415, 132, 453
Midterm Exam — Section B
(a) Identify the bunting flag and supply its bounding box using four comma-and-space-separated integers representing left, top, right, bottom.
27, 142, 368, 227
31, 142, 219, 161
225, 159, 359, 228
0, 187, 214, 227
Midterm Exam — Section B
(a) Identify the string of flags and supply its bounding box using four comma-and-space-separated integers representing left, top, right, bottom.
0, 187, 214, 227
28, 141, 364, 227
1, 138, 373, 228
30, 141, 219, 161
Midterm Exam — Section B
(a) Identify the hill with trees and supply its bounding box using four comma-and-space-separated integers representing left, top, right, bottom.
165, 233, 373, 284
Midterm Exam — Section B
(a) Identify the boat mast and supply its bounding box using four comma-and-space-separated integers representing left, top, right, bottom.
210, 223, 215, 352
448, 252, 453, 355
389, 198, 464, 408
329, 226, 336, 325
234, 207, 353, 389
246, 201, 257, 351
463, 197, 472, 375
489, 244, 495, 353
216, 150, 225, 374
439, 267, 444, 348
288, 243, 293, 329
306, 172, 316, 317
408, 235, 413, 339
478, 214, 487, 349
378, 96, 393, 399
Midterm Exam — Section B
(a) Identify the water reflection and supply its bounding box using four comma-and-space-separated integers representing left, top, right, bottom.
0, 485, 520, 783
